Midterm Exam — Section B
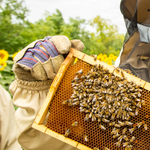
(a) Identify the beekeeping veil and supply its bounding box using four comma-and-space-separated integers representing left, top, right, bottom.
119, 0, 150, 82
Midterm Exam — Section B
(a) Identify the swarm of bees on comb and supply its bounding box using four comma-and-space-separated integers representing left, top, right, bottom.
62, 64, 148, 150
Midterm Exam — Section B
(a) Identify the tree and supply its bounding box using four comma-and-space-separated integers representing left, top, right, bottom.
0, 0, 29, 53
89, 16, 124, 56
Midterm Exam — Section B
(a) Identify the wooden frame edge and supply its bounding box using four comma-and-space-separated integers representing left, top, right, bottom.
77, 143, 93, 150
34, 52, 75, 124
45, 128, 79, 148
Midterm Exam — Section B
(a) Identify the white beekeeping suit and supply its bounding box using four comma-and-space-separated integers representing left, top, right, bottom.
0, 85, 22, 150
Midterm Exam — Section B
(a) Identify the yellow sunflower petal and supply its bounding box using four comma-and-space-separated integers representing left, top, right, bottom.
108, 61, 112, 65
0, 61, 7, 71
0, 49, 9, 61
113, 56, 118, 61
109, 54, 114, 58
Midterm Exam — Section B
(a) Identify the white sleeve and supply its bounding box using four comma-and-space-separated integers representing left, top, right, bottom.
115, 47, 123, 67
9, 79, 78, 150
0, 85, 22, 150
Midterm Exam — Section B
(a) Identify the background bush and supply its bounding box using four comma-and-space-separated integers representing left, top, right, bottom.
0, 0, 125, 92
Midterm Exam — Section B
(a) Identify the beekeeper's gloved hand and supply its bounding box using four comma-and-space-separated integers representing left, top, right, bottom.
13, 35, 84, 81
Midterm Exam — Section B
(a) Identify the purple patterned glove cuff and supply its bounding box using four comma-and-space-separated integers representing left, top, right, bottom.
17, 36, 60, 68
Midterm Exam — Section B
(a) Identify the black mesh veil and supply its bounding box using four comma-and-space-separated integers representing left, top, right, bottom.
119, 0, 150, 82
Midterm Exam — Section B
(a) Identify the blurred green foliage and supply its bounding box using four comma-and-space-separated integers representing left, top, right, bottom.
0, 55, 14, 92
0, 0, 125, 92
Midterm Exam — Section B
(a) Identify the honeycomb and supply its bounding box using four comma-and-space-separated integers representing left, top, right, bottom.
46, 59, 150, 150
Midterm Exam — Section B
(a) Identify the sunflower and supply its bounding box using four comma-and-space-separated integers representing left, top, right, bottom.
97, 53, 103, 61
0, 49, 9, 62
101, 54, 107, 61
112, 56, 118, 61
108, 61, 112, 65
107, 57, 112, 62
109, 54, 114, 59
0, 61, 7, 71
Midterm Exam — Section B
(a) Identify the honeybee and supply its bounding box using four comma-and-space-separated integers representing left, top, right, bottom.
72, 101, 79, 106
129, 128, 135, 134
122, 127, 127, 135
84, 135, 89, 142
72, 98, 79, 102
135, 108, 139, 116
144, 124, 148, 130
93, 55, 97, 61
111, 128, 120, 135
125, 145, 133, 150
103, 80, 108, 87
115, 124, 121, 128
72, 86, 78, 90
124, 69, 132, 74
97, 77, 101, 85
113, 67, 120, 73
138, 88, 142, 92
62, 100, 69, 105
86, 89, 93, 93
80, 102, 88, 107
68, 102, 73, 107
85, 82, 92, 86
98, 118, 101, 122
114, 90, 120, 96
125, 121, 133, 126
81, 75, 86, 79
136, 101, 142, 108
113, 133, 120, 139
118, 135, 123, 142
102, 118, 110, 123
123, 142, 129, 147
83, 92, 87, 97
84, 114, 90, 121
111, 113, 116, 121
71, 122, 78, 127
99, 124, 106, 131
121, 70, 125, 77
99, 111, 104, 117
130, 136, 135, 143
137, 92, 142, 97
109, 122, 115, 126
130, 93, 137, 99
141, 100, 146, 106
64, 129, 70, 137
92, 115, 97, 122
115, 141, 121, 147
79, 107, 86, 113
118, 121, 125, 126
129, 112, 135, 117
75, 69, 83, 75
72, 76, 79, 82
123, 135, 129, 142
137, 122, 143, 128
71, 94, 77, 99
85, 109, 91, 113
95, 114, 101, 119
104, 147, 110, 150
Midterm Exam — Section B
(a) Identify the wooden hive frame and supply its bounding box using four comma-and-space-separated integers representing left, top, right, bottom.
32, 48, 150, 150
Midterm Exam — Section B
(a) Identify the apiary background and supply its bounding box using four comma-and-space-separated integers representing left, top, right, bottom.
33, 48, 150, 150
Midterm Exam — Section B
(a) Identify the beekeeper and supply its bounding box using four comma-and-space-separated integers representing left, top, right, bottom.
115, 0, 150, 82
9, 35, 84, 150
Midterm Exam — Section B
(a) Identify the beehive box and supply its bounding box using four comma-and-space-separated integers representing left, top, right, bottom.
32, 48, 150, 150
